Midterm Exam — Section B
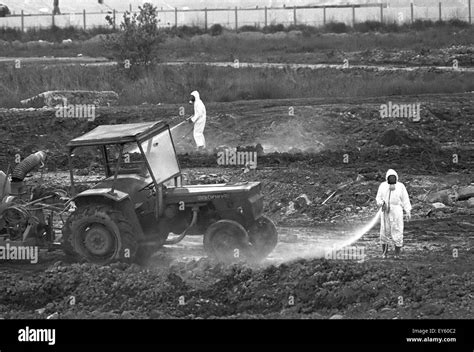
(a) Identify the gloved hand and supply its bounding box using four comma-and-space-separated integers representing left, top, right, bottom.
405, 211, 411, 221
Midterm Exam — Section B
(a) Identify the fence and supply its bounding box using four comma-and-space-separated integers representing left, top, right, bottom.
0, 1, 472, 31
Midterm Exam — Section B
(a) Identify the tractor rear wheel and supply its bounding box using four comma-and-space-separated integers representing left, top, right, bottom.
62, 204, 138, 265
204, 220, 251, 263
248, 215, 278, 260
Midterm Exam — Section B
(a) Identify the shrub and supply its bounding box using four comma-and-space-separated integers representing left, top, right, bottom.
209, 24, 223, 36
384, 21, 401, 33
263, 24, 285, 33
239, 25, 260, 32
354, 21, 384, 33
447, 18, 470, 28
410, 19, 434, 30
104, 3, 163, 66
176, 25, 205, 37
287, 24, 319, 37
324, 22, 349, 34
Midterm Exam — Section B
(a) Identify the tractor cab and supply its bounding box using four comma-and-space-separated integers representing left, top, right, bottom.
67, 121, 181, 189
67, 121, 181, 211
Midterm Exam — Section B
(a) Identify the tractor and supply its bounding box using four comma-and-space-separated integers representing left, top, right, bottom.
62, 121, 278, 265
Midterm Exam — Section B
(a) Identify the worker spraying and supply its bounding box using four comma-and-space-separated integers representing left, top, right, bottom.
376, 169, 412, 259
188, 91, 207, 151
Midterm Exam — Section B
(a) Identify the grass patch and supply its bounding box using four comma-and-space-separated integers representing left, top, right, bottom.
0, 64, 472, 108
0, 25, 115, 42
0, 21, 472, 61
159, 25, 473, 62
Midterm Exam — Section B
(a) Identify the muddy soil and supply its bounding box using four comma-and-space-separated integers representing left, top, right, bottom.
1, 215, 472, 319
1, 93, 473, 168
0, 93, 472, 319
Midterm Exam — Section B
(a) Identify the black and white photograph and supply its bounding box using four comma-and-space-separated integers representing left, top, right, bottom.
0, 0, 472, 349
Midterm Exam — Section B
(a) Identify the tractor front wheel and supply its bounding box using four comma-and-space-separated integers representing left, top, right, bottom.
248, 215, 278, 260
204, 220, 251, 263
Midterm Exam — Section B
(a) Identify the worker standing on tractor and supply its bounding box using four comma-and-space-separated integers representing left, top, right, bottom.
376, 169, 412, 259
188, 90, 206, 151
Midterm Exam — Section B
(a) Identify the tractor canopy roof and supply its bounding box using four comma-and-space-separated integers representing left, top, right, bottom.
67, 121, 168, 148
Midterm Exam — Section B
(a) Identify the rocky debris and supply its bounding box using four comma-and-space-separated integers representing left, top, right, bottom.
422, 189, 457, 205
285, 201, 297, 215
46, 312, 59, 319
279, 193, 316, 216
457, 185, 474, 200
35, 307, 46, 315
353, 44, 474, 67
269, 200, 284, 213
377, 128, 419, 147
329, 314, 344, 319
20, 90, 119, 108
294, 194, 312, 209
191, 172, 229, 184
431, 202, 446, 209
420, 303, 444, 316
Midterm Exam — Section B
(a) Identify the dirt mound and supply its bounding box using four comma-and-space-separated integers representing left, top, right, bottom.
377, 128, 419, 147
20, 90, 119, 108
1, 93, 473, 173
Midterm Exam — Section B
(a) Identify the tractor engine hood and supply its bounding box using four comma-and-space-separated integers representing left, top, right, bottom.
165, 181, 264, 221
166, 181, 261, 200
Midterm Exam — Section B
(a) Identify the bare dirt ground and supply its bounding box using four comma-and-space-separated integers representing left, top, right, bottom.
0, 88, 472, 319
0, 215, 472, 319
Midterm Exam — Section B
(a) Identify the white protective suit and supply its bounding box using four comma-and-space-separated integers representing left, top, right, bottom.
376, 169, 411, 247
190, 91, 206, 148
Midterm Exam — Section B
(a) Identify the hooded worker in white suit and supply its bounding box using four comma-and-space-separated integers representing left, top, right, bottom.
188, 91, 206, 150
376, 169, 412, 259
